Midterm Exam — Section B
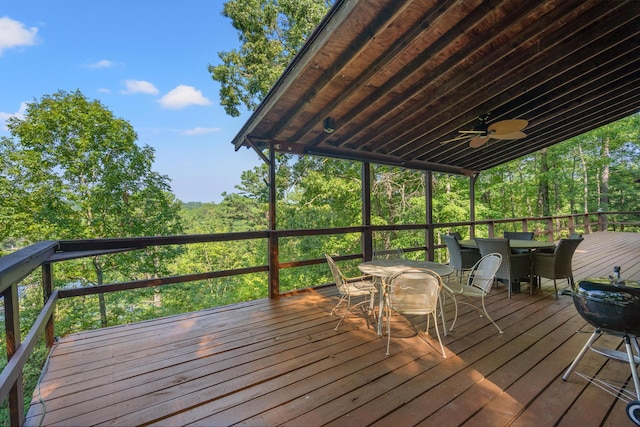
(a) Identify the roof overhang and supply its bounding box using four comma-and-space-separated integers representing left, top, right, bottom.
231, 0, 640, 175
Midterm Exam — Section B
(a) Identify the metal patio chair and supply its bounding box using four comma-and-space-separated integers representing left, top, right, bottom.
373, 248, 405, 260
447, 253, 503, 334
325, 254, 377, 330
384, 268, 447, 357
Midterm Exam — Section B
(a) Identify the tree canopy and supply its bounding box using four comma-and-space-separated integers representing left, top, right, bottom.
209, 0, 333, 116
1, 90, 183, 244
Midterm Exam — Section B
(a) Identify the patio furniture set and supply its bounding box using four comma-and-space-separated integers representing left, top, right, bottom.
325, 233, 583, 357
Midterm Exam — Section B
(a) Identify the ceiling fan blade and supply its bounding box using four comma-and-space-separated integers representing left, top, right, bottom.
487, 119, 528, 135
491, 131, 527, 140
458, 130, 486, 134
469, 136, 490, 148
440, 134, 472, 144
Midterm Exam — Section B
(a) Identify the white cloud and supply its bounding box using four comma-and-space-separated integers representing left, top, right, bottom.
121, 79, 159, 95
158, 85, 212, 109
0, 102, 28, 131
85, 59, 114, 69
182, 127, 221, 136
0, 17, 39, 56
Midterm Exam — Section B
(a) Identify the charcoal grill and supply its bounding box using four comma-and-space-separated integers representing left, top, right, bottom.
563, 277, 640, 425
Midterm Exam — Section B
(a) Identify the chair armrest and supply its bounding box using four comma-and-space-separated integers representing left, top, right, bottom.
347, 274, 374, 281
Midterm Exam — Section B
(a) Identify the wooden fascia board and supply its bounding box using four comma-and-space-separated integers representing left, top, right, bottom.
231, 0, 357, 151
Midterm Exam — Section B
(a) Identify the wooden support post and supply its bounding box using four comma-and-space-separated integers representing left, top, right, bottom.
43, 263, 55, 347
362, 163, 372, 262
268, 145, 279, 299
426, 171, 434, 261
2, 285, 24, 426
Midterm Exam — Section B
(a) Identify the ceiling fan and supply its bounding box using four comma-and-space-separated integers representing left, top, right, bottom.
441, 114, 528, 148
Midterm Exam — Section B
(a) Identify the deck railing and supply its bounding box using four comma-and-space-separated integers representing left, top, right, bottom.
1, 210, 639, 425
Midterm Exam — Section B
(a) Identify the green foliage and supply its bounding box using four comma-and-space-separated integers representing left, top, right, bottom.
209, 0, 333, 116
1, 89, 184, 242
0, 88, 186, 365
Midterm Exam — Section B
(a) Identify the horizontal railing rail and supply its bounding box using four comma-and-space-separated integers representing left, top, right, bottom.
1, 211, 639, 425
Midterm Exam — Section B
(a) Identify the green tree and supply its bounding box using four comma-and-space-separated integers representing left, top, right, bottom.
209, 0, 333, 116
476, 114, 640, 233
1, 89, 184, 327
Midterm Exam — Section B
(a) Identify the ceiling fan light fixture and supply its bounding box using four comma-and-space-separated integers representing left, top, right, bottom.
323, 117, 335, 133
441, 115, 529, 147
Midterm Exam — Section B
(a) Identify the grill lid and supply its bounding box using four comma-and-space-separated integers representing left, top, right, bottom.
572, 278, 640, 336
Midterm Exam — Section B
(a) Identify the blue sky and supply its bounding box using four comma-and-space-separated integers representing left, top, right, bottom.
0, 1, 263, 203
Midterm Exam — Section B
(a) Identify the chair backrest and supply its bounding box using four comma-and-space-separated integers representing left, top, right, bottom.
373, 248, 405, 260
503, 231, 534, 240
387, 269, 442, 315
468, 253, 502, 293
449, 231, 463, 241
552, 237, 584, 275
443, 234, 463, 269
475, 238, 512, 281
325, 254, 348, 294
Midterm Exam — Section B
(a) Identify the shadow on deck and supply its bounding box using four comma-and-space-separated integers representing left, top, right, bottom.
25, 231, 640, 426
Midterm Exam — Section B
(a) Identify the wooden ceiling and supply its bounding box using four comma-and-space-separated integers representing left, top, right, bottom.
231, 0, 640, 176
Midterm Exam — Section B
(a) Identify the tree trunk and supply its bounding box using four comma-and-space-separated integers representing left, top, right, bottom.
538, 148, 550, 216
577, 145, 589, 213
600, 136, 610, 230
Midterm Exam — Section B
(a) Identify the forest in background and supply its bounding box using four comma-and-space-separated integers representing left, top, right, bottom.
4, 111, 639, 336
3, 108, 640, 335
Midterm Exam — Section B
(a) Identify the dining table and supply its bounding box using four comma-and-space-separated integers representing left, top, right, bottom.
458, 238, 557, 293
457, 239, 557, 251
358, 259, 454, 335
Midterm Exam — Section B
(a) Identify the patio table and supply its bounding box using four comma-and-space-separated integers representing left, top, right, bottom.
358, 259, 453, 335
458, 239, 556, 293
458, 239, 556, 251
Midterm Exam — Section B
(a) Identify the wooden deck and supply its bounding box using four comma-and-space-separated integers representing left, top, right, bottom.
25, 231, 640, 426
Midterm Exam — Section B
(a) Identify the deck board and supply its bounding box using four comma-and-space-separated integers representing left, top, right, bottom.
25, 231, 640, 426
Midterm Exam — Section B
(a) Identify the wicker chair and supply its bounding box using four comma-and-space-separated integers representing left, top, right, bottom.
533, 237, 583, 299
503, 231, 534, 254
475, 238, 531, 299
449, 231, 463, 241
325, 254, 377, 330
503, 231, 534, 240
443, 234, 481, 284
447, 253, 503, 334
385, 268, 447, 357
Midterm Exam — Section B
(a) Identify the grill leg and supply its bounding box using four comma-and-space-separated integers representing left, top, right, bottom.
625, 334, 640, 398
562, 329, 602, 381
